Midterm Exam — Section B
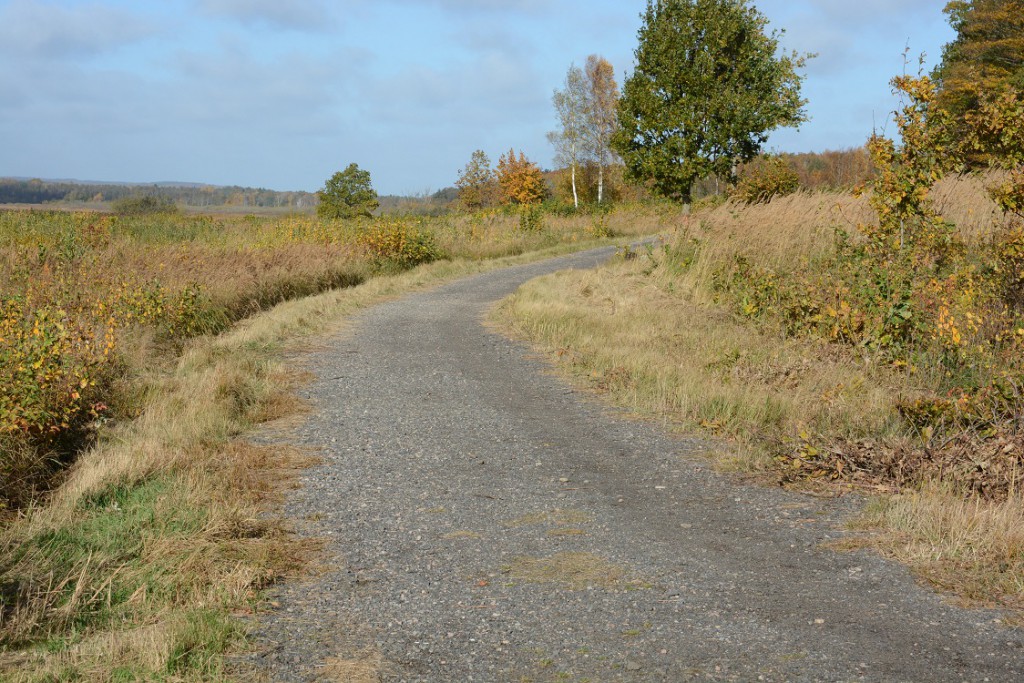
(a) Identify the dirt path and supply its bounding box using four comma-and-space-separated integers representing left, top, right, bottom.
244, 247, 1024, 682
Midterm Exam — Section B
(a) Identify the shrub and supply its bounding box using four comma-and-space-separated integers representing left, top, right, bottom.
112, 196, 179, 216
359, 219, 443, 268
734, 156, 800, 204
518, 205, 545, 232
994, 227, 1024, 312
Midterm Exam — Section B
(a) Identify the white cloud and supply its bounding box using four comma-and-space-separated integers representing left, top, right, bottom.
0, 0, 157, 59
168, 42, 341, 134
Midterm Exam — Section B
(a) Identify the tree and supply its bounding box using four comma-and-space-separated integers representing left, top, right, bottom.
612, 0, 811, 205
317, 163, 379, 219
548, 64, 588, 208
584, 55, 620, 204
495, 149, 546, 205
933, 0, 1024, 165
455, 149, 496, 210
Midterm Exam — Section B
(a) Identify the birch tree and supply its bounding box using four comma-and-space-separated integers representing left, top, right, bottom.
548, 64, 588, 208
584, 55, 619, 204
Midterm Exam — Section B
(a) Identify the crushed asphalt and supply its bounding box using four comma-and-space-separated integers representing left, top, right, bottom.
241, 246, 1024, 682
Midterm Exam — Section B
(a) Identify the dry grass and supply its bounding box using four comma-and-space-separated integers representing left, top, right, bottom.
322, 650, 386, 683
494, 257, 906, 473
441, 530, 482, 540
681, 172, 1012, 286
502, 552, 641, 590
851, 485, 1024, 611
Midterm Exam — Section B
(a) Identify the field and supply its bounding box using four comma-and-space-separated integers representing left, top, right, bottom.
0, 205, 668, 680
496, 174, 1024, 610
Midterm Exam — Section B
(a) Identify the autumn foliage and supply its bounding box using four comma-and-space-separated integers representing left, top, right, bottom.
699, 69, 1024, 495
496, 149, 546, 205
933, 0, 1024, 166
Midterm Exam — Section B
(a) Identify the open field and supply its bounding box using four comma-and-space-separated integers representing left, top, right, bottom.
495, 174, 1024, 611
0, 205, 668, 680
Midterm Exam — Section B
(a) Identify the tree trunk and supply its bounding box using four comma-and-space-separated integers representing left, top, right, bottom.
571, 163, 579, 209
597, 163, 604, 204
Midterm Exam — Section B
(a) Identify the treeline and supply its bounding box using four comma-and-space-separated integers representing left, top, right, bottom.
392, 146, 875, 217
377, 189, 458, 216
0, 178, 317, 209
546, 147, 875, 207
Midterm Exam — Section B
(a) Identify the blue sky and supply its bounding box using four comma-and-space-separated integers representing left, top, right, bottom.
0, 0, 953, 195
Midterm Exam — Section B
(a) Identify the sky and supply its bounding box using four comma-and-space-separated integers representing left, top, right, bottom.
0, 0, 955, 195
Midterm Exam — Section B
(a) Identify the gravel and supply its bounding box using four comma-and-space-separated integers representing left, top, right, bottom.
239, 247, 1024, 682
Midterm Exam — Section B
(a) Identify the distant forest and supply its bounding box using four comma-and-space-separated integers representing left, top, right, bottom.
0, 177, 464, 215
0, 178, 318, 210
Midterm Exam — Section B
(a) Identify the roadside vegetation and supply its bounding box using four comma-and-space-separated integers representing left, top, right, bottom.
0, 202, 667, 680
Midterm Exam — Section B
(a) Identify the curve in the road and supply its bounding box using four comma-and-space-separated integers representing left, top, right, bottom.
245, 246, 1024, 682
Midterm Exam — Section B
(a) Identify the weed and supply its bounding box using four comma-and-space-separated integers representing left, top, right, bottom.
502, 552, 642, 590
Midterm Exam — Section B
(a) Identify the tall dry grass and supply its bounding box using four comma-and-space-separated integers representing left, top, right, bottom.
678, 172, 1012, 284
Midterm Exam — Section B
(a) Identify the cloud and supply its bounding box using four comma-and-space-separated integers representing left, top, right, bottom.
0, 0, 157, 59
198, 0, 333, 31
759, 0, 952, 79
168, 42, 341, 134
360, 52, 546, 126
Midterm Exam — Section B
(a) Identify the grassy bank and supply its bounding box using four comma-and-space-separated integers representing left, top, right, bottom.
0, 204, 668, 680
495, 176, 1024, 612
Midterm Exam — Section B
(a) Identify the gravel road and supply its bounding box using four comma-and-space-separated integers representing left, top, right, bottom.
244, 246, 1024, 682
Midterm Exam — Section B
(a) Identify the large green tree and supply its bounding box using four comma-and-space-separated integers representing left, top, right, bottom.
612, 0, 810, 204
317, 163, 379, 219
